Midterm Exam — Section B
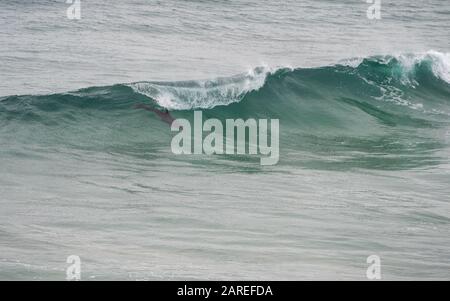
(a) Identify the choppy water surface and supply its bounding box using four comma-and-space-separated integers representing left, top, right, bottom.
0, 0, 449, 280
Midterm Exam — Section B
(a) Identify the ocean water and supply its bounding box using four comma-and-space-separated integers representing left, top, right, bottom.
0, 0, 450, 280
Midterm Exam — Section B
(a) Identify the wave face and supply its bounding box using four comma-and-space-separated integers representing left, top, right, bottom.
1, 51, 450, 170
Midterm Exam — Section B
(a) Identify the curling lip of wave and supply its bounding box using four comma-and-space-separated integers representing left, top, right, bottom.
128, 50, 450, 110
338, 50, 450, 83
127, 65, 276, 110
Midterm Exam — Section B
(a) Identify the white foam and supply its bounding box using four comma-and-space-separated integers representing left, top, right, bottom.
128, 66, 274, 110
425, 50, 450, 84
337, 57, 364, 68
346, 50, 450, 84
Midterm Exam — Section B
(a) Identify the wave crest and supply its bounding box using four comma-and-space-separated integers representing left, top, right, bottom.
341, 50, 450, 84
128, 66, 272, 110
128, 50, 449, 111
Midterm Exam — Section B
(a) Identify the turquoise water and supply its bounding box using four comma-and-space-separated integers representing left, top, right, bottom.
0, 0, 449, 280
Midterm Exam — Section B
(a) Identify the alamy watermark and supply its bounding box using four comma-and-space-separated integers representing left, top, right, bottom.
366, 255, 381, 280
66, 0, 81, 20
63, 254, 382, 280
170, 111, 279, 166
366, 0, 382, 20
66, 255, 81, 281
64, 1, 382, 22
